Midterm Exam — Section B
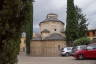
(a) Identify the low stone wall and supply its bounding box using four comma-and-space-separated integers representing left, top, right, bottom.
30, 40, 66, 57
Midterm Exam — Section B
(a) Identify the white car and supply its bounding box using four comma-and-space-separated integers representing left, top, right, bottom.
61, 47, 73, 56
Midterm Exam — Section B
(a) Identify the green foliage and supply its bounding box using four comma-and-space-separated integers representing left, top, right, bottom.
0, 0, 33, 64
66, 0, 88, 45
66, 0, 79, 43
74, 37, 91, 46
75, 6, 88, 38
0, 39, 20, 64
23, 0, 33, 55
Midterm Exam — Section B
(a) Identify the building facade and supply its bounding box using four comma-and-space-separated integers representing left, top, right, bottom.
87, 29, 96, 40
30, 13, 66, 56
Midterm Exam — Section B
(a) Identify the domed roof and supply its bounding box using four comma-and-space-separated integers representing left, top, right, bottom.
40, 13, 64, 25
44, 33, 65, 40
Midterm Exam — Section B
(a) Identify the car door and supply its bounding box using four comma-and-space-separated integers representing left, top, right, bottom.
93, 49, 96, 58
91, 45, 96, 58
85, 46, 95, 58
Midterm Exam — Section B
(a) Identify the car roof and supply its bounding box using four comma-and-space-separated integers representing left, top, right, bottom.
88, 43, 96, 45
77, 45, 87, 47
72, 45, 86, 48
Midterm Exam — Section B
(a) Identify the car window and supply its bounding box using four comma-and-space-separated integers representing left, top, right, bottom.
87, 45, 96, 50
80, 46, 86, 50
67, 48, 71, 50
76, 45, 86, 50
87, 46, 93, 50
71, 47, 77, 53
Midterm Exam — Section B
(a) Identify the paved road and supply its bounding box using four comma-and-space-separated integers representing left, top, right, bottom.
18, 55, 96, 64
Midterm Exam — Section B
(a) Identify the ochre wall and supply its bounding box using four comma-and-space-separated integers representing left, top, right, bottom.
20, 37, 26, 52
30, 40, 66, 57
87, 31, 96, 40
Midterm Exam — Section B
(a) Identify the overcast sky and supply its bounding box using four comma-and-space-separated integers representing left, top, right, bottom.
33, 0, 96, 33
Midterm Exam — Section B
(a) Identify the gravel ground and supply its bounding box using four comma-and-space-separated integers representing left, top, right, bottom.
18, 55, 96, 64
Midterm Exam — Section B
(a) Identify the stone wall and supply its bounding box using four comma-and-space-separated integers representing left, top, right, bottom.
30, 40, 66, 57
40, 21, 65, 39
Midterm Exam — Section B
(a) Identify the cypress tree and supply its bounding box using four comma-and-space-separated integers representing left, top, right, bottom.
23, 0, 33, 55
0, 0, 33, 63
66, 0, 79, 45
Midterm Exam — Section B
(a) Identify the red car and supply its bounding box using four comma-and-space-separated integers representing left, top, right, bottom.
72, 43, 96, 60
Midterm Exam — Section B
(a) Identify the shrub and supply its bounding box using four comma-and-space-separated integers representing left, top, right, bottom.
74, 37, 91, 46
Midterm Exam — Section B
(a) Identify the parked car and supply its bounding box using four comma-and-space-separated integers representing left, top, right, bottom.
60, 47, 73, 56
71, 45, 87, 55
72, 44, 96, 60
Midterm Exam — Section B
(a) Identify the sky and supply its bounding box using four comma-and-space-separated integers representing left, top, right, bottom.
33, 0, 96, 33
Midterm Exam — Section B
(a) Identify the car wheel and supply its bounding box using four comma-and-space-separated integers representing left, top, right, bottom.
77, 54, 84, 60
65, 53, 70, 56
